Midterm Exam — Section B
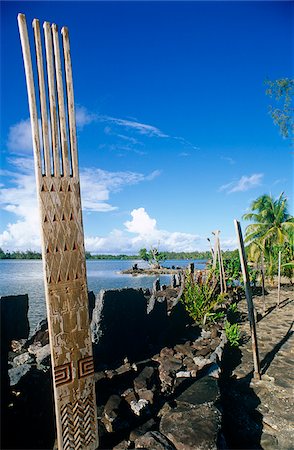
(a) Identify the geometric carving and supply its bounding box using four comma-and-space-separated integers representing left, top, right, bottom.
78, 356, 94, 379
18, 13, 99, 450
54, 363, 72, 387
60, 393, 96, 450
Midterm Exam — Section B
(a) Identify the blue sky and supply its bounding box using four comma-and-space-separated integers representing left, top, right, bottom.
0, 1, 293, 253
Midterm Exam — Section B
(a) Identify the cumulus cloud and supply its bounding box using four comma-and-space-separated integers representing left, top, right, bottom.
0, 159, 40, 250
86, 207, 203, 254
124, 208, 157, 235
219, 173, 263, 194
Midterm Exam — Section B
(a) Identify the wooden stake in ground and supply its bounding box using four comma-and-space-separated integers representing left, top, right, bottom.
18, 14, 98, 450
234, 220, 261, 380
212, 230, 227, 293
277, 250, 281, 307
261, 253, 266, 314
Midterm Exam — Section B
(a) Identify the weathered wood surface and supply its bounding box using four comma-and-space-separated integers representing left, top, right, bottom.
212, 230, 226, 293
234, 219, 261, 380
18, 14, 98, 450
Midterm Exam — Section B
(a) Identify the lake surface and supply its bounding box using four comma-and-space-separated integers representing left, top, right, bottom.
0, 259, 207, 334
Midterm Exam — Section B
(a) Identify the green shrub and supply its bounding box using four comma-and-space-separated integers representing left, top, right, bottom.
181, 272, 225, 326
225, 321, 241, 347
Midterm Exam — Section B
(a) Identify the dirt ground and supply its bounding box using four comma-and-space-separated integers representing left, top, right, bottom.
219, 283, 294, 449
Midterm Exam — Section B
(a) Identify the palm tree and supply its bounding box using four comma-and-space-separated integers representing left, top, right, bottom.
243, 193, 294, 282
243, 192, 294, 248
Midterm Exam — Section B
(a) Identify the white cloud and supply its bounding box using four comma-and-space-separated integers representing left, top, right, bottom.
174, 136, 199, 151
219, 173, 263, 194
80, 168, 160, 212
7, 119, 33, 153
0, 159, 40, 250
6, 106, 96, 157
221, 156, 235, 165
99, 115, 169, 138
86, 207, 203, 254
124, 208, 157, 235
86, 207, 235, 254
76, 105, 97, 129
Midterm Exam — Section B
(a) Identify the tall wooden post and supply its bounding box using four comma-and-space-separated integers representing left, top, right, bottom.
18, 14, 98, 449
234, 220, 261, 380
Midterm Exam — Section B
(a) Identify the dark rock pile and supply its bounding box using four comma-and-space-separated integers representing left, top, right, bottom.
94, 326, 226, 449
1, 280, 227, 449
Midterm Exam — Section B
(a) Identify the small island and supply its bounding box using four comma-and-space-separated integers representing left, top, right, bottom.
121, 264, 182, 276
121, 247, 197, 276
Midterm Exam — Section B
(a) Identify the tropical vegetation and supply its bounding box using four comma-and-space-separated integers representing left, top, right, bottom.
181, 270, 226, 326
243, 192, 294, 283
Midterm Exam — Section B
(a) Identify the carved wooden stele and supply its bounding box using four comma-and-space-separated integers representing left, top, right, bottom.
17, 14, 98, 450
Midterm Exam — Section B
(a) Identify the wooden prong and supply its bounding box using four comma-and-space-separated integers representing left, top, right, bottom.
32, 19, 51, 176
17, 13, 42, 181
61, 26, 78, 178
52, 24, 70, 177
44, 21, 60, 177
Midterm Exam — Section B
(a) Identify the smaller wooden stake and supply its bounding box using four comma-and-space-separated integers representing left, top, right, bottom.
261, 254, 266, 314
277, 250, 281, 307
234, 219, 261, 380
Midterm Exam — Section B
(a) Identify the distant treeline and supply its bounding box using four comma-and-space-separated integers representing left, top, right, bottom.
0, 248, 229, 261
1, 248, 239, 261
85, 253, 137, 260
86, 251, 212, 261
0, 248, 42, 259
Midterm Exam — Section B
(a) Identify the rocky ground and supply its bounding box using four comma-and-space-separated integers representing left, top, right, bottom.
220, 283, 294, 450
5, 319, 227, 450
2, 279, 227, 450
2, 282, 293, 449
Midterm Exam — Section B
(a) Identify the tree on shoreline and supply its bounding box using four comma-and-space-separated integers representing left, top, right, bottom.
243, 193, 294, 281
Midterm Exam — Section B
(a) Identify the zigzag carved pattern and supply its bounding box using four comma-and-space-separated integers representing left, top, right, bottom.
61, 392, 96, 450
40, 177, 86, 286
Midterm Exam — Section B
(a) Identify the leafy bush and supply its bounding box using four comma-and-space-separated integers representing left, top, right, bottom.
225, 321, 241, 347
181, 272, 225, 326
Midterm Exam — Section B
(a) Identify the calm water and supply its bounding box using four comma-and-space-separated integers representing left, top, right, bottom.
0, 259, 206, 334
